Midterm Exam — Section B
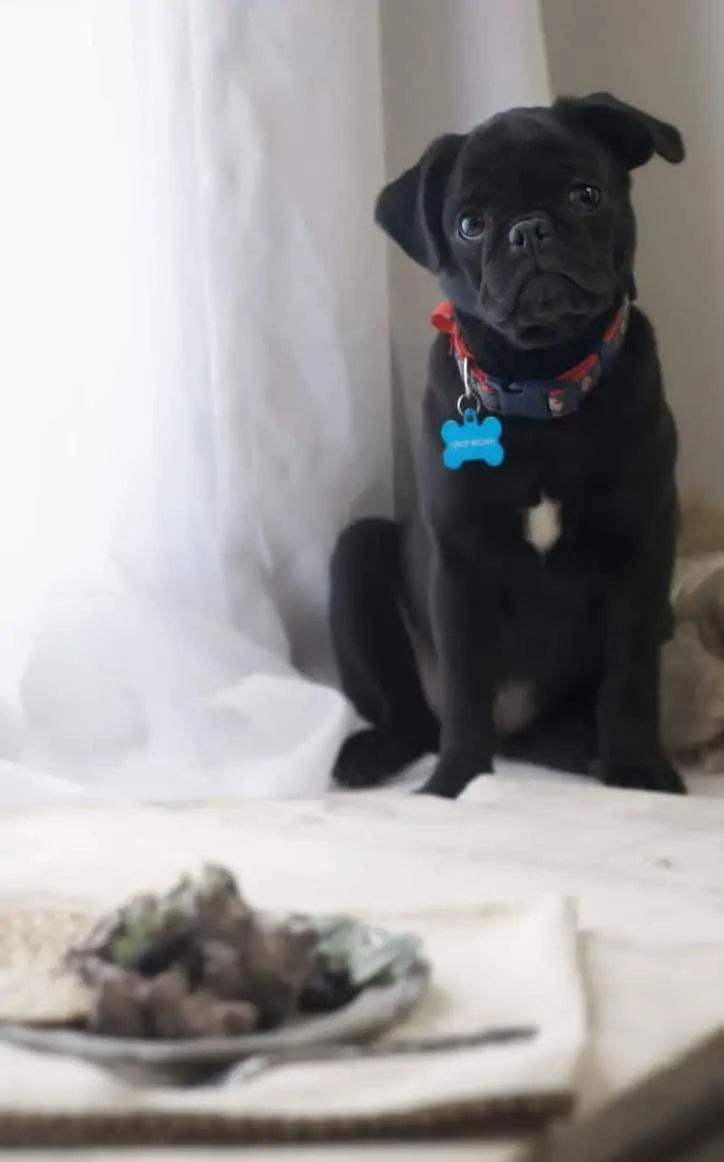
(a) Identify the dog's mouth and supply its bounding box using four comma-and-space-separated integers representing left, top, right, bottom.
479, 261, 612, 347
515, 271, 590, 321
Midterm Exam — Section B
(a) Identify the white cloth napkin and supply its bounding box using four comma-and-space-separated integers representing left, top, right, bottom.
0, 895, 585, 1137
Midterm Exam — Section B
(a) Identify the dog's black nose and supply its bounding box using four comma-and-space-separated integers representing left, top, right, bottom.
508, 217, 552, 251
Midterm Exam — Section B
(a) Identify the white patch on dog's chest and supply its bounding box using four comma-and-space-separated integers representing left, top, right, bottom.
524, 494, 561, 554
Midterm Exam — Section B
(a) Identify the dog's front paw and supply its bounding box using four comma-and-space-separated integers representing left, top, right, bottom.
418, 755, 491, 799
332, 728, 425, 789
603, 759, 687, 796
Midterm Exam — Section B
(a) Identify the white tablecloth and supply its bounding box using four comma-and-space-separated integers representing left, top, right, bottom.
2, 774, 724, 1159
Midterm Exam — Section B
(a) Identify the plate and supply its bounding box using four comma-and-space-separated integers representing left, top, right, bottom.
0, 917, 429, 1086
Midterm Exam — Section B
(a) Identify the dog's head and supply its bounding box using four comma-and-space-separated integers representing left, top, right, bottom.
376, 93, 684, 349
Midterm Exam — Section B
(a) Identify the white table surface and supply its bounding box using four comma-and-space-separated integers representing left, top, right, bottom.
3, 772, 724, 1160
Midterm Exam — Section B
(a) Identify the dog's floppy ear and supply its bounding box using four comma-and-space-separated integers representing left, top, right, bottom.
554, 92, 684, 170
375, 134, 465, 271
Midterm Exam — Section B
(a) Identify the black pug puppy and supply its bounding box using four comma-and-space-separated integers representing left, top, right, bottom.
330, 92, 687, 799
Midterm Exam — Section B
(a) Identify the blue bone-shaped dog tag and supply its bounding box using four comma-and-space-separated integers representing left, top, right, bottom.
441, 410, 505, 470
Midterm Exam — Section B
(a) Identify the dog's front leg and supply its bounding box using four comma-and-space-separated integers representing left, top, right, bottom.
419, 545, 499, 798
599, 519, 686, 795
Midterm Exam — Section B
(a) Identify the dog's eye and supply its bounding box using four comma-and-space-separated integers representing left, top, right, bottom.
568, 184, 601, 212
456, 211, 485, 241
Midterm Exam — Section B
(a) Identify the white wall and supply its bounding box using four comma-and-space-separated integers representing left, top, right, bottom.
379, 0, 550, 508
542, 0, 724, 507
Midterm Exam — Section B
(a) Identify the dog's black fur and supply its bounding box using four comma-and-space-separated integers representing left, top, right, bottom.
330, 93, 687, 798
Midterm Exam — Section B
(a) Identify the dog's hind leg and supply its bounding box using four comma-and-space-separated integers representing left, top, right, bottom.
498, 682, 599, 776
329, 517, 439, 787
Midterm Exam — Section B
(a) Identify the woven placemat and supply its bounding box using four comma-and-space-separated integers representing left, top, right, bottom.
0, 1092, 572, 1147
0, 896, 580, 1146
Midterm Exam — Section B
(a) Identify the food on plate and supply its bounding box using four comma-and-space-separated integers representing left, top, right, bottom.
0, 869, 423, 1044
64, 864, 333, 1038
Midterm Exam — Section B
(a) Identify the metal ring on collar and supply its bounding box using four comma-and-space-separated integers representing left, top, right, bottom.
456, 392, 481, 416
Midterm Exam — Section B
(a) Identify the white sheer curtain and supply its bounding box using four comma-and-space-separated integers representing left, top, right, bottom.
0, 0, 548, 804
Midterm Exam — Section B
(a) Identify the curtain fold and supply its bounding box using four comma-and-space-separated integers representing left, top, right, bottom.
0, 0, 548, 803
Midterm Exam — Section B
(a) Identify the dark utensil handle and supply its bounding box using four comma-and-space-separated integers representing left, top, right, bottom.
232, 1025, 538, 1083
